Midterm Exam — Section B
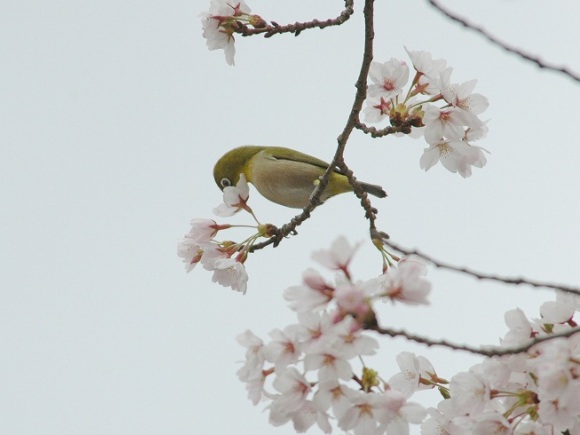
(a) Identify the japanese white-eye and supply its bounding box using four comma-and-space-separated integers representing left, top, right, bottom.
213, 146, 386, 208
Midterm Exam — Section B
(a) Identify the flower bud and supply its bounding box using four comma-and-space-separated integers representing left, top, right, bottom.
249, 14, 267, 28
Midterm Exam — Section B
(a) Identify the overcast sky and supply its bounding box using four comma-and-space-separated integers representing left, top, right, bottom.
2, 1, 580, 434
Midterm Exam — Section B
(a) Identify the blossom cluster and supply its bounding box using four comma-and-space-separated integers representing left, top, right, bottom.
237, 237, 436, 434
177, 174, 271, 294
422, 292, 580, 434
363, 48, 489, 178
234, 237, 580, 434
200, 0, 266, 65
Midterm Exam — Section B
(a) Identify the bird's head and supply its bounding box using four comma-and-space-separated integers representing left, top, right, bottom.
213, 146, 265, 190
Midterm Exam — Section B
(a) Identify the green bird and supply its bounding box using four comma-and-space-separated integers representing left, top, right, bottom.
213, 146, 386, 208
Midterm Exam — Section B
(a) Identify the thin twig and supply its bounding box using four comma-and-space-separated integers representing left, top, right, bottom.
384, 239, 580, 296
426, 0, 580, 83
236, 0, 354, 38
369, 324, 580, 357
355, 120, 414, 137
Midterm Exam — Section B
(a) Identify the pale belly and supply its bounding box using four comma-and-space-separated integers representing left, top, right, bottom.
250, 156, 330, 208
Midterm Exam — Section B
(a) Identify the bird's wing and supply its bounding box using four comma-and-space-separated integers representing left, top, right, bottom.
265, 147, 343, 174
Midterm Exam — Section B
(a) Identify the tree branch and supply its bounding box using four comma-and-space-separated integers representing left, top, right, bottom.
236, 0, 354, 38
368, 324, 580, 357
426, 0, 580, 83
384, 239, 580, 296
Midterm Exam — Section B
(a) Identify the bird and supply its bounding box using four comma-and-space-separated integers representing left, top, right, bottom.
213, 146, 386, 208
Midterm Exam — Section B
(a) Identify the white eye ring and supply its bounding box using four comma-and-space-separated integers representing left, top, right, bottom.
220, 177, 232, 188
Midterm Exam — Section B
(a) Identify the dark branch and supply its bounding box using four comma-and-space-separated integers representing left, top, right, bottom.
236, 0, 354, 38
426, 0, 580, 83
384, 239, 580, 296
355, 119, 415, 137
369, 324, 580, 357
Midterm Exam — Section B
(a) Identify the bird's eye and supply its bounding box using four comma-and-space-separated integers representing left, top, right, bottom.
220, 177, 232, 188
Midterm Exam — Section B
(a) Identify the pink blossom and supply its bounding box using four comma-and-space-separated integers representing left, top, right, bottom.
420, 138, 487, 178
365, 258, 431, 305
186, 218, 229, 243
213, 173, 251, 216
537, 382, 580, 433
284, 268, 334, 312
313, 379, 357, 420
540, 292, 579, 324
376, 388, 427, 433
363, 96, 391, 123
176, 237, 203, 272
338, 391, 383, 435
236, 330, 266, 405
442, 78, 489, 115
388, 351, 436, 396
271, 368, 312, 413
334, 283, 369, 315
500, 308, 535, 346
405, 47, 447, 79
368, 58, 410, 99
211, 257, 248, 294
200, 0, 252, 66
264, 325, 307, 372
303, 339, 353, 382
449, 371, 490, 415
311, 236, 361, 278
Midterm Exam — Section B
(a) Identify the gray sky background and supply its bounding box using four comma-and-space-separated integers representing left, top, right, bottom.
2, 1, 580, 434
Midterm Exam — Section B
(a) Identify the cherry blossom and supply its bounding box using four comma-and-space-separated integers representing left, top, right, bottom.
442, 78, 489, 115
364, 258, 431, 305
236, 331, 266, 404
271, 368, 312, 413
176, 237, 204, 272
236, 329, 265, 364
334, 283, 369, 317
368, 58, 410, 99
423, 104, 480, 145
311, 236, 361, 278
263, 326, 306, 372
538, 382, 580, 433
213, 173, 251, 216
338, 391, 384, 435
200, 0, 252, 65
284, 268, 334, 313
303, 339, 353, 382
363, 96, 392, 123
539, 292, 580, 324
501, 308, 536, 346
211, 257, 248, 293
449, 370, 491, 415
362, 49, 491, 178
313, 379, 357, 421
388, 351, 436, 396
405, 47, 447, 81
186, 218, 230, 243
420, 138, 487, 178
375, 388, 427, 434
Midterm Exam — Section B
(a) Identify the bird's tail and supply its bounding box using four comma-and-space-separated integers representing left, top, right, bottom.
360, 182, 387, 198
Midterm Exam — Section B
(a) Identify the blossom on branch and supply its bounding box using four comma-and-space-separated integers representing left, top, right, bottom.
368, 58, 410, 100
364, 257, 431, 305
363, 48, 490, 177
419, 138, 488, 178
312, 236, 361, 279
210, 257, 248, 293
236, 237, 432, 433
200, 0, 266, 65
